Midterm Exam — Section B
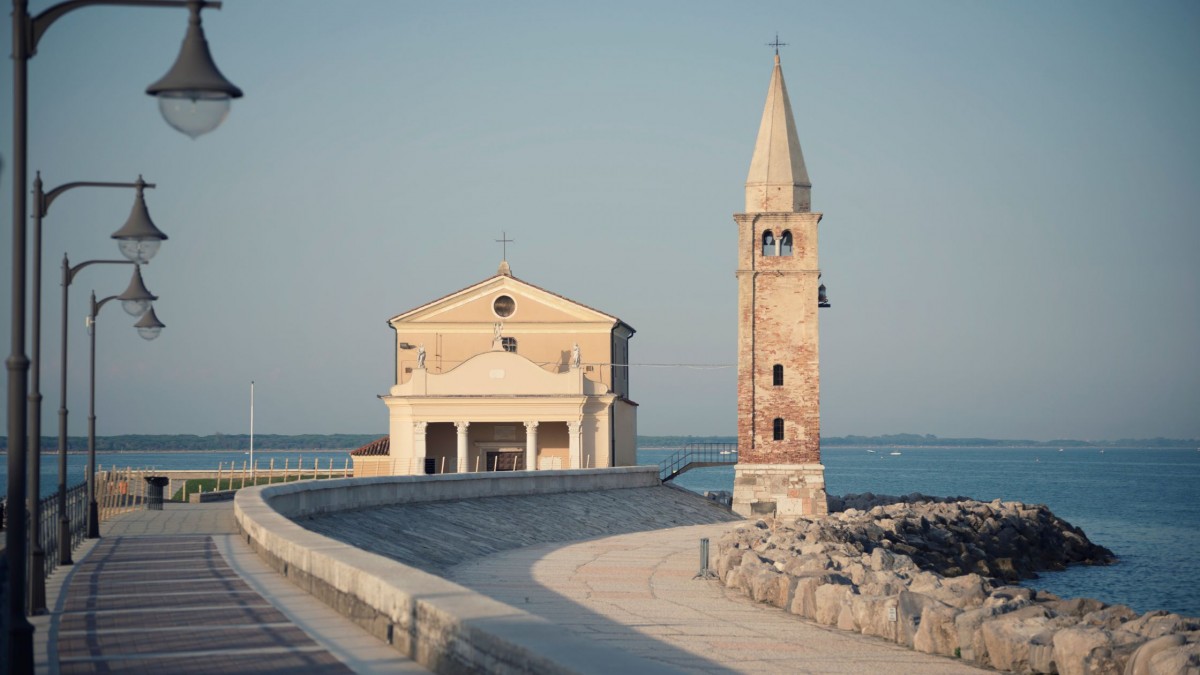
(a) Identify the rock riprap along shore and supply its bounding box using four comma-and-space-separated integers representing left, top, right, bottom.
716, 493, 1200, 674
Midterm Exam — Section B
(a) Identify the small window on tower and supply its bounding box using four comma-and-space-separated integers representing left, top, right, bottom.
501, 337, 517, 353
773, 417, 785, 441
773, 364, 784, 386
779, 231, 793, 256
762, 230, 776, 257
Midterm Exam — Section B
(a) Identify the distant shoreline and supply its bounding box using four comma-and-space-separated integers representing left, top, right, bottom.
3, 433, 1196, 453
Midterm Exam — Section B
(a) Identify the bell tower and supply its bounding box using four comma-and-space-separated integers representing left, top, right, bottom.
732, 53, 829, 518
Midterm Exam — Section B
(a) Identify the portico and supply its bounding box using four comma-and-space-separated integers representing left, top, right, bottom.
383, 351, 619, 475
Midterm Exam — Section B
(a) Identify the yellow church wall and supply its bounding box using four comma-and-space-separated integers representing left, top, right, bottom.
350, 456, 390, 477
537, 422, 569, 470
394, 327, 614, 391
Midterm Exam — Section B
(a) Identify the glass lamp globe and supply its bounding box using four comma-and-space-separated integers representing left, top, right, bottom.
138, 323, 163, 341
117, 238, 163, 265
117, 266, 158, 317
135, 307, 165, 341
122, 297, 153, 317
157, 92, 232, 139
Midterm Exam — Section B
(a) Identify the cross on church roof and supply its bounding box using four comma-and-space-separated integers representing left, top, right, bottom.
767, 33, 788, 55
495, 231, 515, 261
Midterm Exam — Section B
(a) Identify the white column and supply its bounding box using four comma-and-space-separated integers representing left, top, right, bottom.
524, 421, 539, 471
455, 421, 470, 473
413, 421, 428, 475
567, 420, 582, 469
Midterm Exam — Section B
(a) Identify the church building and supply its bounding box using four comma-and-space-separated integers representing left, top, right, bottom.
353, 261, 637, 476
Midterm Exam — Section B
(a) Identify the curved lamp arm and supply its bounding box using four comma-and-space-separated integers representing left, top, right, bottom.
26, 0, 223, 56
37, 176, 155, 218
66, 258, 136, 286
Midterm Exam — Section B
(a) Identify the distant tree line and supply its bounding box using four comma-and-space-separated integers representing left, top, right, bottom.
1, 433, 1194, 453
5, 434, 384, 452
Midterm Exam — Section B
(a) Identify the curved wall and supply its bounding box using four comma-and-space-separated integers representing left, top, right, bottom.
234, 467, 678, 674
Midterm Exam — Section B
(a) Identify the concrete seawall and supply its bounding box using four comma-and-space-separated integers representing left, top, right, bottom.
234, 467, 688, 674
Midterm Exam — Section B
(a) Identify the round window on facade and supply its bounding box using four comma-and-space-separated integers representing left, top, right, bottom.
493, 295, 516, 318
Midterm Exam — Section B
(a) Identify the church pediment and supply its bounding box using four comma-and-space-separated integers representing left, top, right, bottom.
391, 350, 609, 397
389, 274, 619, 328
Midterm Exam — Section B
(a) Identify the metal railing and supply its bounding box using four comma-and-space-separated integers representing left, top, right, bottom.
35, 480, 87, 580
658, 443, 738, 482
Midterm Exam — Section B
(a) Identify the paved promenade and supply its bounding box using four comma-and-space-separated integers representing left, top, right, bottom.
33, 502, 426, 674
38, 494, 988, 674
449, 522, 990, 674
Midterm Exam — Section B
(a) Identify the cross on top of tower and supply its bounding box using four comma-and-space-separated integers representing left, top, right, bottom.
767, 33, 788, 55
495, 231, 515, 261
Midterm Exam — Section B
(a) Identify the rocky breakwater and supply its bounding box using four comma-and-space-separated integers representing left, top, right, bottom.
716, 494, 1200, 674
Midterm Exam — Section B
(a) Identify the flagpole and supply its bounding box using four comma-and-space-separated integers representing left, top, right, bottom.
250, 380, 255, 480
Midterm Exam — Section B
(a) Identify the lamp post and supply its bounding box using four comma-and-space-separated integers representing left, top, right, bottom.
7, 2, 239, 668
27, 174, 163, 614
87, 295, 165, 540
57, 261, 157, 567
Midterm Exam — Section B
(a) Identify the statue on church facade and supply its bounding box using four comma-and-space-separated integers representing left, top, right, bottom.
492, 322, 503, 350
416, 344, 426, 369
571, 343, 581, 368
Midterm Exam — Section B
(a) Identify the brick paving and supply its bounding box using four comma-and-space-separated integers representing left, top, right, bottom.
55, 534, 353, 674
35, 502, 426, 675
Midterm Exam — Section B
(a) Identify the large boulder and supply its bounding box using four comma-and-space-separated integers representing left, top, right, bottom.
813, 583, 855, 627
1082, 604, 1139, 630
747, 566, 793, 609
896, 591, 950, 648
851, 593, 898, 641
1144, 640, 1200, 674
909, 571, 990, 609
787, 572, 853, 620
1120, 611, 1200, 640
955, 598, 1032, 663
913, 602, 963, 657
978, 605, 1067, 673
1125, 634, 1199, 675
1053, 626, 1125, 675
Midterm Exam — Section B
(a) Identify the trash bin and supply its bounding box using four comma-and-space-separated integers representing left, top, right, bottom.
144, 476, 170, 510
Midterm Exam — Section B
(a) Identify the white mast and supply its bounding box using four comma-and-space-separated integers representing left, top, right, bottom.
250, 380, 255, 479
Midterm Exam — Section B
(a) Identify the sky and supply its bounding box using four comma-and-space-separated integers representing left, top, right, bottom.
0, 1, 1197, 442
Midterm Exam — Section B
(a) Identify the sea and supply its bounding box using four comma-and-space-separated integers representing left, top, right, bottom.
2, 445, 1198, 617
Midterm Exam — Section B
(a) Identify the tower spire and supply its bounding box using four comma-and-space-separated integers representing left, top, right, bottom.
745, 53, 811, 213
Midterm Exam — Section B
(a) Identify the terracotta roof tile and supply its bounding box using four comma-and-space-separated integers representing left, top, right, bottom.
350, 436, 389, 456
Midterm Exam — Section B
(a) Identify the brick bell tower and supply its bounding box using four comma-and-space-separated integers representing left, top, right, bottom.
732, 52, 829, 518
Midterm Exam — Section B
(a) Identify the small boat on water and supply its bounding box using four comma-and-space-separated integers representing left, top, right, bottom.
866, 449, 876, 454
889, 451, 902, 456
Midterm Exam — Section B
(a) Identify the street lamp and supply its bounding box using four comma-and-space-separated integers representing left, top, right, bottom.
86, 294, 164, 540
146, 1, 244, 138
57, 260, 157, 568
26, 174, 164, 614
134, 306, 167, 341
7, 2, 239, 667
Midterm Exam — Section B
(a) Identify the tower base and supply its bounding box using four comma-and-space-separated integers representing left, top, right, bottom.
732, 463, 828, 519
